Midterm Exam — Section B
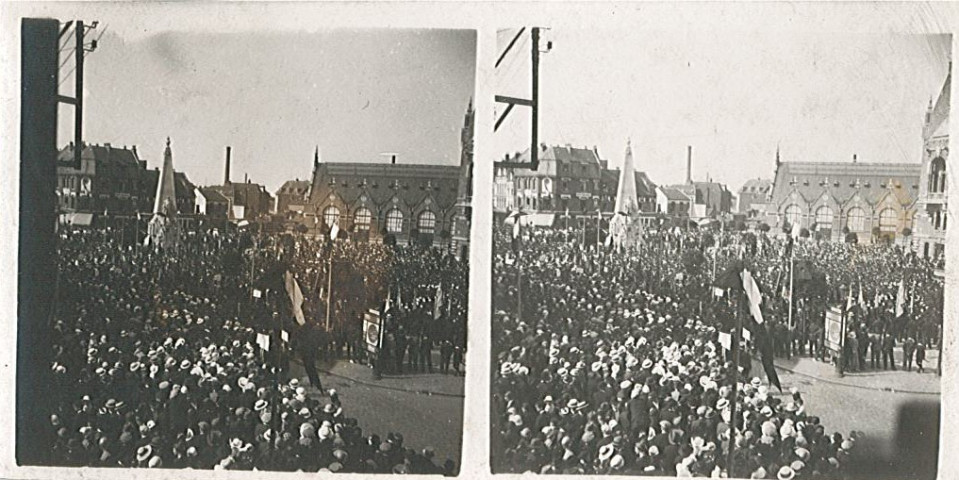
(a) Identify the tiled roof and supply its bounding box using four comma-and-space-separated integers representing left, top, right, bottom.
770, 161, 921, 208
57, 143, 141, 168
660, 186, 691, 201
924, 72, 950, 140
633, 171, 657, 198
199, 187, 229, 203
740, 178, 773, 194
308, 162, 461, 210
277, 180, 311, 196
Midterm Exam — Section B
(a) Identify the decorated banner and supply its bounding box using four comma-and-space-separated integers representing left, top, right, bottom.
824, 306, 844, 356
363, 309, 383, 353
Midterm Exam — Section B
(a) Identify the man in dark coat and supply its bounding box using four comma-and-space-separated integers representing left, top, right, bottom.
902, 336, 915, 371
296, 324, 323, 391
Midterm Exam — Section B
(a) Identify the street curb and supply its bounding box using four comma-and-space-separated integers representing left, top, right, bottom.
291, 358, 466, 399
318, 367, 467, 399
773, 360, 941, 396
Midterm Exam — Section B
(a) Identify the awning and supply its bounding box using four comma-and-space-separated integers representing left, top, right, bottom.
524, 213, 557, 227
59, 212, 94, 226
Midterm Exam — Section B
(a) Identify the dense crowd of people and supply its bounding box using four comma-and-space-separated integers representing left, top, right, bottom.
45, 226, 467, 472
492, 224, 942, 478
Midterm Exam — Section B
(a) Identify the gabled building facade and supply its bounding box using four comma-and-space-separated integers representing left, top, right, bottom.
767, 157, 920, 243
914, 71, 950, 260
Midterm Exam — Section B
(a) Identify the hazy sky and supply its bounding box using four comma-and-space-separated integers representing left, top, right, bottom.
50, 8, 475, 192
494, 30, 951, 190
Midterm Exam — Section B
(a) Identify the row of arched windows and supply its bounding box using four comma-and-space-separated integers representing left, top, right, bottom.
929, 157, 947, 194
783, 204, 901, 233
320, 205, 438, 234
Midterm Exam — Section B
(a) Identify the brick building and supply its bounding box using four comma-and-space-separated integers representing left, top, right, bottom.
767, 154, 920, 243
56, 142, 196, 219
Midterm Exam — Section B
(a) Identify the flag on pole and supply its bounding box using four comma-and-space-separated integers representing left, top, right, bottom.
714, 261, 781, 392
740, 269, 765, 325
330, 222, 340, 240
384, 287, 393, 313
791, 222, 802, 239
846, 284, 855, 311
284, 271, 306, 325
895, 278, 906, 317
858, 283, 866, 309
433, 283, 444, 320
506, 210, 526, 254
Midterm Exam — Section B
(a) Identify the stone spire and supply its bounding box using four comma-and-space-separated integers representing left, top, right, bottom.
614, 139, 639, 215
153, 137, 178, 216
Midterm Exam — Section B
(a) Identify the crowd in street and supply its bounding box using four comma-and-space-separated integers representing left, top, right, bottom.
45, 227, 466, 472
491, 223, 941, 478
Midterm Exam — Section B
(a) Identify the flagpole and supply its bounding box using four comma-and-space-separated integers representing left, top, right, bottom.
325, 249, 334, 332
788, 254, 795, 329
596, 211, 601, 249
726, 283, 744, 476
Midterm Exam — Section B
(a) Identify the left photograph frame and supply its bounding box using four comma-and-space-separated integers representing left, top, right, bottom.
12, 5, 476, 475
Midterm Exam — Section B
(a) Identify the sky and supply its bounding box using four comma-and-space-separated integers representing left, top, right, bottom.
46, 5, 475, 193
493, 29, 951, 191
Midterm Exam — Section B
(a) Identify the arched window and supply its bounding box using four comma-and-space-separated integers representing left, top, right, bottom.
784, 204, 802, 226
878, 208, 898, 232
418, 210, 436, 234
385, 209, 404, 233
353, 208, 372, 232
323, 206, 340, 228
846, 207, 866, 232
929, 157, 946, 193
815, 206, 833, 231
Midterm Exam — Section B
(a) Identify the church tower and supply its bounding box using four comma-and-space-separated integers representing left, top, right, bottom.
452, 99, 475, 259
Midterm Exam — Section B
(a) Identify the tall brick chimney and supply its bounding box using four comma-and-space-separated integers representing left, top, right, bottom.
686, 145, 693, 184
225, 146, 232, 185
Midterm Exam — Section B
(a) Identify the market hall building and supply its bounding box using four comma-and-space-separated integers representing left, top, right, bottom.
302, 102, 474, 255
766, 154, 920, 244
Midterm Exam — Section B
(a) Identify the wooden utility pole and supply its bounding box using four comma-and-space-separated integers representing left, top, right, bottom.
494, 27, 548, 171
73, 20, 83, 167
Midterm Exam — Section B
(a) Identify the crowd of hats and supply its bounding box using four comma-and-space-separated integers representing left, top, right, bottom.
492, 228, 868, 479
46, 229, 457, 473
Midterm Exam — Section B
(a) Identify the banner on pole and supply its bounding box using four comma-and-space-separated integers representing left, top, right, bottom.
824, 306, 844, 356
256, 333, 270, 352
363, 309, 382, 354
284, 271, 306, 326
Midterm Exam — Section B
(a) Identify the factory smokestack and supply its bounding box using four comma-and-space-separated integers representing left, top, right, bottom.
686, 145, 692, 184
225, 146, 232, 185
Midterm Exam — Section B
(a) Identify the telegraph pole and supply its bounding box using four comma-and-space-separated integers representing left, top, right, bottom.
494, 27, 549, 171
57, 20, 98, 169
73, 20, 83, 167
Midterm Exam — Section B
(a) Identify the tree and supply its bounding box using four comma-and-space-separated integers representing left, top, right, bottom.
799, 227, 810, 238
782, 221, 792, 234
682, 249, 706, 271
758, 222, 771, 233
872, 226, 881, 238
901, 227, 912, 237
702, 233, 715, 249
842, 226, 850, 235
845, 232, 858, 244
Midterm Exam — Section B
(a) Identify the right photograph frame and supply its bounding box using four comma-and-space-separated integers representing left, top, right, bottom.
489, 28, 948, 480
